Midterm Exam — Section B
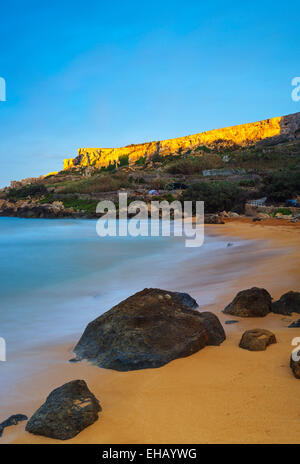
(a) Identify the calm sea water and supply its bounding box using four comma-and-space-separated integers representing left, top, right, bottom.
0, 217, 257, 408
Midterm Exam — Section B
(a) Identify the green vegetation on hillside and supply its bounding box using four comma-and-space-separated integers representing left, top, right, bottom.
259, 170, 300, 202
180, 182, 248, 214
165, 154, 223, 175
7, 183, 48, 200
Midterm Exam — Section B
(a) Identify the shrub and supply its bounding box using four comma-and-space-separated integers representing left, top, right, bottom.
62, 199, 99, 214
272, 208, 292, 216
100, 161, 117, 173
259, 171, 300, 202
181, 181, 247, 214
151, 177, 168, 190
166, 154, 223, 175
56, 175, 123, 194
238, 178, 259, 187
151, 153, 164, 163
194, 145, 211, 153
7, 183, 48, 200
135, 156, 146, 165
118, 155, 129, 167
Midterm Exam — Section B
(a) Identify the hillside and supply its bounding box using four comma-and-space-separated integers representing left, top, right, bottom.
63, 112, 300, 171
1, 112, 300, 219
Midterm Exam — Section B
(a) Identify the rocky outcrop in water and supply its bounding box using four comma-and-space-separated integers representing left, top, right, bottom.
223, 287, 272, 317
25, 380, 101, 440
272, 291, 300, 315
239, 329, 276, 351
73, 288, 226, 371
0, 199, 81, 218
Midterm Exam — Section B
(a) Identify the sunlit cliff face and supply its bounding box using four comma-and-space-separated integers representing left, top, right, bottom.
62, 113, 300, 171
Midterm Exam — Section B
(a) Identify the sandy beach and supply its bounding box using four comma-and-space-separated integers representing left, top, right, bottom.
3, 218, 300, 444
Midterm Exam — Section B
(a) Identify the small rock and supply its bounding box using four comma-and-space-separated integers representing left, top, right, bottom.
220, 211, 229, 218
204, 215, 225, 224
290, 351, 300, 379
0, 414, 28, 437
223, 287, 272, 317
239, 329, 276, 351
227, 243, 234, 247
25, 380, 101, 440
224, 320, 239, 324
257, 213, 270, 219
272, 291, 300, 315
288, 320, 300, 328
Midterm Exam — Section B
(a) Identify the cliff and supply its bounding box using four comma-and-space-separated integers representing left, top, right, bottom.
62, 112, 299, 171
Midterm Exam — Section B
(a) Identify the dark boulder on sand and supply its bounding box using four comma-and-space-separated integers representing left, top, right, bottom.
223, 287, 272, 317
290, 351, 300, 379
272, 291, 300, 315
0, 414, 28, 437
73, 288, 226, 371
26, 380, 101, 440
288, 319, 300, 328
239, 329, 276, 351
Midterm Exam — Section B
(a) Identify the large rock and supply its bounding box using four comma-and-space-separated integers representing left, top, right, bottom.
223, 287, 272, 317
239, 329, 276, 351
25, 380, 101, 440
290, 351, 300, 379
73, 288, 226, 371
272, 291, 300, 315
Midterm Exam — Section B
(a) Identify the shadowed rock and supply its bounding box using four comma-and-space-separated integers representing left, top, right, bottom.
25, 380, 101, 440
0, 414, 28, 437
73, 288, 226, 371
272, 291, 300, 315
290, 351, 300, 379
239, 329, 276, 351
288, 319, 300, 328
204, 215, 225, 224
223, 287, 272, 317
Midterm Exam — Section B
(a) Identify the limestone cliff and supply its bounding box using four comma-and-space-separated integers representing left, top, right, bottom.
63, 112, 300, 171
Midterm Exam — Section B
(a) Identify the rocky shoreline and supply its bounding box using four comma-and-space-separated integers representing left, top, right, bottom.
2, 284, 300, 441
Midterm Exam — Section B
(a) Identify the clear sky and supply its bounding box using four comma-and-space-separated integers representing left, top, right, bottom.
0, 0, 299, 187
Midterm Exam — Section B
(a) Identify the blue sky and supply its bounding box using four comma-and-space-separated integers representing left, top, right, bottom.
0, 0, 299, 187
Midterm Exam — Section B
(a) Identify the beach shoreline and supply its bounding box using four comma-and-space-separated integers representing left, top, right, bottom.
2, 218, 300, 444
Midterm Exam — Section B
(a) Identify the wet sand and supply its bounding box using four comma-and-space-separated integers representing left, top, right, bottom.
3, 219, 300, 444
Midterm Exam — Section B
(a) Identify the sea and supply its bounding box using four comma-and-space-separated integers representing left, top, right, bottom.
0, 217, 265, 419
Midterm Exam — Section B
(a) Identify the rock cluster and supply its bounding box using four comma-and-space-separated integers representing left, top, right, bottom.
0, 199, 78, 218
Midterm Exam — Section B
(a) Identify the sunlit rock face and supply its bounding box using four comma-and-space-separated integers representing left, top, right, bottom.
63, 112, 300, 171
